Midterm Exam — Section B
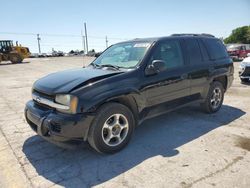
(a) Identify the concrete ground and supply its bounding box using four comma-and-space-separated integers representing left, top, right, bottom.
0, 56, 249, 188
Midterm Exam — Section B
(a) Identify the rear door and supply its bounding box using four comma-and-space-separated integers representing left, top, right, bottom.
183, 38, 211, 96
201, 38, 233, 87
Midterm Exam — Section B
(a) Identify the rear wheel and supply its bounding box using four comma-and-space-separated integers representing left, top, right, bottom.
9, 53, 22, 64
201, 81, 224, 113
88, 102, 135, 154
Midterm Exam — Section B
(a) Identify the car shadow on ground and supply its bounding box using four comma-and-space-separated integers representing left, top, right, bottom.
0, 61, 30, 66
241, 81, 250, 86
23, 104, 245, 187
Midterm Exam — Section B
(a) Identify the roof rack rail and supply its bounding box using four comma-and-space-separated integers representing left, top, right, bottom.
201, 33, 215, 37
171, 33, 215, 37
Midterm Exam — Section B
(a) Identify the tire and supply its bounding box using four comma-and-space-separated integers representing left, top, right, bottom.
88, 102, 135, 154
9, 53, 22, 64
201, 81, 224, 113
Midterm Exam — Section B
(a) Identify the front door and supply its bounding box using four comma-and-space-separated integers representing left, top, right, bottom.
142, 39, 190, 107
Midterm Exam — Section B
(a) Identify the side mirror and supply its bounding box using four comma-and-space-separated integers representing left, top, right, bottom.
145, 60, 167, 76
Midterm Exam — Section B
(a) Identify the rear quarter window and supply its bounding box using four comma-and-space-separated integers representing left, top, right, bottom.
202, 38, 228, 60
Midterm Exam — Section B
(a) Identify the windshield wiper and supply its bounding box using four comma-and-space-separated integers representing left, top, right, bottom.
91, 63, 101, 68
99, 64, 121, 70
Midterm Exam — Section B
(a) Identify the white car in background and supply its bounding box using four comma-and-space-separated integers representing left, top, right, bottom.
239, 54, 250, 82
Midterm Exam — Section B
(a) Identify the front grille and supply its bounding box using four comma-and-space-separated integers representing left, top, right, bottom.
33, 89, 54, 100
241, 67, 250, 76
34, 102, 53, 110
32, 89, 55, 109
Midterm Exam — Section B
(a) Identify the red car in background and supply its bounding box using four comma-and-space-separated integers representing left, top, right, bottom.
226, 44, 250, 60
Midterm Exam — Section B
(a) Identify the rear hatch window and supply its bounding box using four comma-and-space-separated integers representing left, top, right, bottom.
202, 38, 228, 60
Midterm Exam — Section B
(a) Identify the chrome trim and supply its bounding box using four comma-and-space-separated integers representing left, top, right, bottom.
32, 94, 70, 110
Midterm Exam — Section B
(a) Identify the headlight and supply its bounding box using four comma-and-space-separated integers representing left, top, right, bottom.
55, 94, 78, 114
240, 62, 246, 69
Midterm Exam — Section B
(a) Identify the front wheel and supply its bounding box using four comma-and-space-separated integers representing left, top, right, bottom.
88, 102, 135, 154
201, 81, 224, 113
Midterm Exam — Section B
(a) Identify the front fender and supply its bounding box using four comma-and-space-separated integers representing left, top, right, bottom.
81, 87, 141, 113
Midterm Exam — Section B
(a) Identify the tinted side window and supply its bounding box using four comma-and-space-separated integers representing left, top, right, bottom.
202, 38, 228, 60
185, 38, 202, 64
150, 40, 184, 69
198, 39, 209, 61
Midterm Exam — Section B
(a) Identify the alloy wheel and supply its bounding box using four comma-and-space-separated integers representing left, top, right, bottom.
101, 113, 129, 147
210, 87, 222, 109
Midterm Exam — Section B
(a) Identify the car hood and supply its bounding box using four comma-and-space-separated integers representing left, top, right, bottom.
33, 66, 122, 95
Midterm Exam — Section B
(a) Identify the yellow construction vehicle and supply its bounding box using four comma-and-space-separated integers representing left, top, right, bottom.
0, 40, 30, 64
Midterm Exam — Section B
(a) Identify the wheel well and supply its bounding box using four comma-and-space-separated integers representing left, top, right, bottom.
84, 96, 139, 141
213, 76, 227, 90
106, 95, 139, 123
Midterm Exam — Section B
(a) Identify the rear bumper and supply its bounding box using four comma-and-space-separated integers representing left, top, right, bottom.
25, 100, 94, 142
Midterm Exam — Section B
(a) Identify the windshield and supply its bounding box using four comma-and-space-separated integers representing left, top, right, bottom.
92, 41, 151, 68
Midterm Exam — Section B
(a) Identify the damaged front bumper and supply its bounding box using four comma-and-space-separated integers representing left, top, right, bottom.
25, 100, 94, 143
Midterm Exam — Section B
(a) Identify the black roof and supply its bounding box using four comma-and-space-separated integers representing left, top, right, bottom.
125, 33, 216, 43
171, 33, 214, 37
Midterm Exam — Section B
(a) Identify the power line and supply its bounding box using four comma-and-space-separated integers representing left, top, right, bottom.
0, 31, 130, 40
0, 31, 132, 53
0, 32, 36, 36
0, 32, 79, 37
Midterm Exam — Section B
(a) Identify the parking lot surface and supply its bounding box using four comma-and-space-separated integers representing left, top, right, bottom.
0, 57, 250, 188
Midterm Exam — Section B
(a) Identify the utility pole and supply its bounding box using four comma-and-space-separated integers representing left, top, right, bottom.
81, 30, 86, 55
37, 34, 41, 53
84, 22, 88, 54
105, 36, 108, 48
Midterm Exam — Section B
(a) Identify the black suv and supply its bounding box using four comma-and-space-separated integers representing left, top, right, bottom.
25, 34, 234, 153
